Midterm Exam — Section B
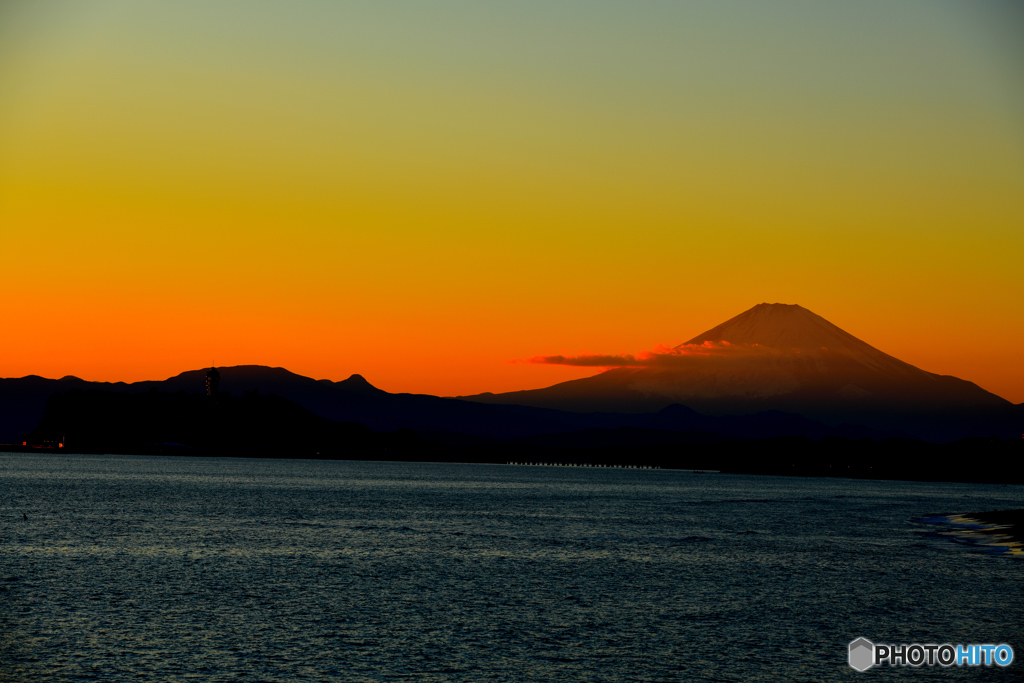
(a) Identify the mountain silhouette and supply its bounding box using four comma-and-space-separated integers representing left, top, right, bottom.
2, 306, 1019, 446
2, 362, 892, 448
461, 303, 1020, 441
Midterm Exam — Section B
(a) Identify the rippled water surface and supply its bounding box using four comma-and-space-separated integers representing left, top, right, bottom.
2, 454, 1022, 681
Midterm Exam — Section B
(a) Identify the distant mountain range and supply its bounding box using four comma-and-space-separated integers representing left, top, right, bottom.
0, 365, 889, 448
1, 304, 1020, 447
461, 303, 1021, 442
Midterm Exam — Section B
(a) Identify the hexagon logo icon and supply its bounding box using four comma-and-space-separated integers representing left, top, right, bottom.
849, 638, 874, 672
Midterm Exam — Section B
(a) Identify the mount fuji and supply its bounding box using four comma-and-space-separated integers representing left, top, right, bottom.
461, 303, 1019, 441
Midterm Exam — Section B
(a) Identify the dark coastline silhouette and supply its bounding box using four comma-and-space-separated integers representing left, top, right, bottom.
1, 304, 1021, 483
0, 366, 898, 446
7, 381, 1021, 485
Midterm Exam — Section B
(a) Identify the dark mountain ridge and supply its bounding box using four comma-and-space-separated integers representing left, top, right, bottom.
3, 364, 892, 448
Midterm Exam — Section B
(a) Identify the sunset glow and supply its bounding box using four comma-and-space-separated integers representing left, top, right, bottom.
2, 2, 1022, 401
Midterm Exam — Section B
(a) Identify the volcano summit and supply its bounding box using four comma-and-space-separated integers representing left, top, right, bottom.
463, 303, 1018, 441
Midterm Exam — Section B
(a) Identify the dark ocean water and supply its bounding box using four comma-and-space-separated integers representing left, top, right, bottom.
1, 453, 1021, 682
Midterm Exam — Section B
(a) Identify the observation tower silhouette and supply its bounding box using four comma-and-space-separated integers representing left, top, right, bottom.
206, 366, 220, 397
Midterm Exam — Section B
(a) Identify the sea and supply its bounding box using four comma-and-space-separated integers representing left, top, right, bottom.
1, 453, 1021, 682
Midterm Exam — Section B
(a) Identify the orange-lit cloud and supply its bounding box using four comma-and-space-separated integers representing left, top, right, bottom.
528, 342, 780, 367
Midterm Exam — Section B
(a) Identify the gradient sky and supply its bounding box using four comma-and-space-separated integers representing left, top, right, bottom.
2, 1, 1022, 402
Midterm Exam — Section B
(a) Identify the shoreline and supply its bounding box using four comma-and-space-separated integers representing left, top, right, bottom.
920, 509, 1024, 556
959, 509, 1024, 545
3, 436, 1024, 486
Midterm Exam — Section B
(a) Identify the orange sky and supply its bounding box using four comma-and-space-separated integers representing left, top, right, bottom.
1, 2, 1022, 402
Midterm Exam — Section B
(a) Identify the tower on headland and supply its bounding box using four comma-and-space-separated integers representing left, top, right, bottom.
206, 366, 220, 397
